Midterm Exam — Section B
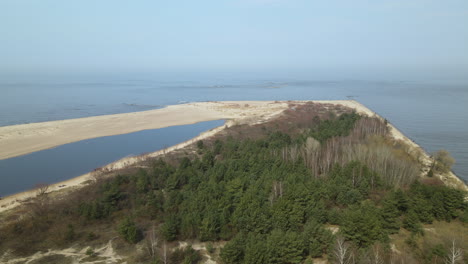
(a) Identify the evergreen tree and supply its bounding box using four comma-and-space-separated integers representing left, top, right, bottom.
118, 217, 141, 244
161, 215, 179, 241
392, 189, 409, 213
199, 212, 220, 241
64, 224, 75, 241
302, 220, 333, 257
403, 210, 423, 235
271, 198, 304, 231
244, 234, 269, 264
221, 234, 245, 264
381, 199, 401, 234
431, 192, 448, 220
341, 202, 384, 247
266, 229, 305, 264
410, 195, 433, 224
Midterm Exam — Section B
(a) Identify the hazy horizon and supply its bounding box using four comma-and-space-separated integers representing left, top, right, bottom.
1, 0, 467, 81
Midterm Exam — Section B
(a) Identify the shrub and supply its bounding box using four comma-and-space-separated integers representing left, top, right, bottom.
118, 217, 142, 244
64, 224, 75, 241
171, 246, 201, 264
206, 242, 214, 254
197, 140, 204, 149
433, 150, 455, 173
85, 248, 95, 256
86, 232, 98, 241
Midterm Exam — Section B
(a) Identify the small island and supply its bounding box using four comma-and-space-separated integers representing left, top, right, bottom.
0, 101, 466, 264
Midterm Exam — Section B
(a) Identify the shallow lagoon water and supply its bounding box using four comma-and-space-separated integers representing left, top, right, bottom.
0, 120, 224, 197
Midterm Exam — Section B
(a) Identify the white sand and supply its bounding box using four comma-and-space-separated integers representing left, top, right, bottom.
0, 100, 465, 213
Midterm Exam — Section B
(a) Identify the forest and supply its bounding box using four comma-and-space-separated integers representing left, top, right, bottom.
0, 102, 466, 264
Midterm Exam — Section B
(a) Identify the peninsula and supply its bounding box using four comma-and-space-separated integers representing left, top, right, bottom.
0, 101, 466, 264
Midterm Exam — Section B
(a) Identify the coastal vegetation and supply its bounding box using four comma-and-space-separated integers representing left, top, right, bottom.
432, 150, 456, 174
0, 102, 466, 264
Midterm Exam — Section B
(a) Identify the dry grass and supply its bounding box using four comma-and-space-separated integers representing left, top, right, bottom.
390, 220, 467, 262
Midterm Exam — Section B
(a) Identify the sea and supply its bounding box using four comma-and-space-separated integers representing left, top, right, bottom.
0, 73, 466, 195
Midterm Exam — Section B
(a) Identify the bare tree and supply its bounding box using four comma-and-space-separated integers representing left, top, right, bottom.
334, 236, 352, 264
302, 137, 321, 176
269, 180, 284, 205
35, 183, 49, 197
146, 223, 158, 260
305, 137, 320, 152
445, 240, 463, 264
340, 141, 419, 187
90, 168, 105, 184
163, 240, 168, 264
270, 112, 419, 188
287, 145, 300, 163
28, 183, 51, 217
368, 244, 385, 264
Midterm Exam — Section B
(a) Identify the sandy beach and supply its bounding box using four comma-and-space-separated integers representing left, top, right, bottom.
1, 100, 466, 213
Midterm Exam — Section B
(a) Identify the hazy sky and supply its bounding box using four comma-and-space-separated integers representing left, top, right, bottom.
1, 0, 467, 77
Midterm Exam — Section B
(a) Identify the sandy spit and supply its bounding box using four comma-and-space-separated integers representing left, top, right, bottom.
0, 101, 287, 160
0, 100, 465, 213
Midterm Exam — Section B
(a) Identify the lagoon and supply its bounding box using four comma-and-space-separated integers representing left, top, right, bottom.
0, 120, 224, 197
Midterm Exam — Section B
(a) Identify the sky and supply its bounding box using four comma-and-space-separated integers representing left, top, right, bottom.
1, 0, 467, 79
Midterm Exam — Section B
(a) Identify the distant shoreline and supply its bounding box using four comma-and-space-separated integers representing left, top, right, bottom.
1, 100, 466, 213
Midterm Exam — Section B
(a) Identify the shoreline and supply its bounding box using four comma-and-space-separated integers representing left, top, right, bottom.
1, 100, 466, 213
0, 101, 288, 160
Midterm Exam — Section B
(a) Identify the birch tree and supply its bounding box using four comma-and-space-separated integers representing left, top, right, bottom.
445, 240, 463, 264
147, 223, 158, 260
334, 236, 352, 264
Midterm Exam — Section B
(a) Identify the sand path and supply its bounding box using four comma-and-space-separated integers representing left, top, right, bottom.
0, 239, 124, 264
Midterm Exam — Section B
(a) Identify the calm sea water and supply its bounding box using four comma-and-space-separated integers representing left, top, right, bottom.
0, 120, 224, 196
0, 74, 467, 182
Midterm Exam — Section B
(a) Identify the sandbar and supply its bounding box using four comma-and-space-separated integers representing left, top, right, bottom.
0, 101, 288, 160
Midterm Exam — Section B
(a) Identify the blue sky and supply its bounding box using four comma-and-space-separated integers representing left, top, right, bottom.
1, 0, 467, 78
